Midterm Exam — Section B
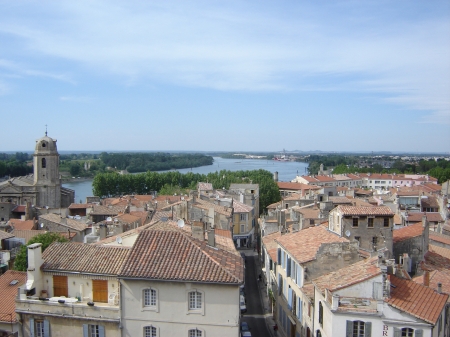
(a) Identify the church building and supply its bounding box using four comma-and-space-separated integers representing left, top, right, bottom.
0, 133, 74, 213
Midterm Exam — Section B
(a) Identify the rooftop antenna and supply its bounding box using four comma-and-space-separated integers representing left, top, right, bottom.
45, 124, 48, 136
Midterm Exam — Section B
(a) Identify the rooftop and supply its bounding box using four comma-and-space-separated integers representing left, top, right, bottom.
0, 270, 27, 323
393, 223, 424, 243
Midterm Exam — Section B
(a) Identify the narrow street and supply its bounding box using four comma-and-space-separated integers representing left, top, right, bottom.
241, 249, 272, 337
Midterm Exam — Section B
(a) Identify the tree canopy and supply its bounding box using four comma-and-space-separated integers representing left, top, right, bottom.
14, 232, 68, 271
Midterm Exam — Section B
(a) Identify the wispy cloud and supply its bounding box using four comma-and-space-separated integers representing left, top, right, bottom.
0, 1, 449, 122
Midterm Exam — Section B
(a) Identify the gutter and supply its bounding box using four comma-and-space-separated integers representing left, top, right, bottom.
118, 276, 242, 286
16, 310, 120, 323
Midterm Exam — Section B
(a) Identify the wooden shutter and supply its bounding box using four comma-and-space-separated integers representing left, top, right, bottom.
44, 320, 50, 337
346, 321, 352, 337
364, 322, 372, 337
83, 324, 88, 337
287, 257, 291, 277
98, 325, 105, 337
415, 330, 423, 337
393, 327, 401, 337
93, 279, 108, 303
277, 248, 281, 264
53, 275, 68, 297
30, 318, 35, 337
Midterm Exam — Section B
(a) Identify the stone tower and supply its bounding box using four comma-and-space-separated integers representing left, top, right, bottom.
33, 132, 61, 208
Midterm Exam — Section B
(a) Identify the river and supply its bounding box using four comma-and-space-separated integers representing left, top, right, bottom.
63, 157, 309, 203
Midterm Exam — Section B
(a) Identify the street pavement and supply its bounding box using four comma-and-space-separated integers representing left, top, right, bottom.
240, 249, 278, 337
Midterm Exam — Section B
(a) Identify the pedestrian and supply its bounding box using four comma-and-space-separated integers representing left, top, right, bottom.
258, 274, 262, 282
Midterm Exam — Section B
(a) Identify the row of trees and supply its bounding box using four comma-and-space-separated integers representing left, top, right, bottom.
93, 169, 280, 214
99, 152, 213, 173
0, 152, 34, 178
316, 157, 450, 184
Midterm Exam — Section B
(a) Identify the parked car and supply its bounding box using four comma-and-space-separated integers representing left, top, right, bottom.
241, 332, 252, 337
240, 295, 247, 314
240, 321, 250, 332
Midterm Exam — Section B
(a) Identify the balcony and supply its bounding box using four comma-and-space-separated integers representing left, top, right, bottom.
16, 296, 120, 322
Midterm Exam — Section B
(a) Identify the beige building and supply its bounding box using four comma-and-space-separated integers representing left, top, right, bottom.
119, 226, 244, 337
16, 242, 129, 337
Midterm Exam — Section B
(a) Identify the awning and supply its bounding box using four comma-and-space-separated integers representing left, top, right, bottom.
233, 234, 250, 240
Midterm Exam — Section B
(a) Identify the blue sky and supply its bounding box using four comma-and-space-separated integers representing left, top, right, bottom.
1, 1, 449, 153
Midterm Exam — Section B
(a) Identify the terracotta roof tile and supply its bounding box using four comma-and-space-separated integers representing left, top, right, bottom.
328, 196, 353, 204
10, 229, 46, 243
393, 223, 424, 243
313, 256, 380, 294
387, 274, 448, 324
39, 213, 87, 232
68, 203, 94, 209
0, 231, 15, 240
194, 198, 233, 217
119, 230, 243, 284
413, 269, 450, 297
0, 270, 27, 323
12, 205, 26, 213
232, 200, 253, 213
422, 251, 450, 271
8, 219, 36, 230
277, 182, 320, 191
42, 242, 130, 275
262, 231, 282, 262
429, 244, 450, 260
90, 205, 127, 215
407, 213, 443, 223
430, 232, 450, 245
198, 182, 213, 191
336, 205, 394, 216
276, 226, 348, 264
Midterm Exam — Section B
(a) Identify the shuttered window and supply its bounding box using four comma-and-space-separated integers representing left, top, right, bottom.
93, 280, 108, 303
346, 320, 372, 337
53, 275, 68, 297
83, 324, 105, 337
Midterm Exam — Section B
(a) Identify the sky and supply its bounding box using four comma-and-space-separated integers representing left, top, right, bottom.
0, 1, 449, 153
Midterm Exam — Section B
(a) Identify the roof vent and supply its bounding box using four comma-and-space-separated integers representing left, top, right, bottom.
9, 280, 19, 286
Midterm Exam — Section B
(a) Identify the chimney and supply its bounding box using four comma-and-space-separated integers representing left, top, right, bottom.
331, 294, 339, 310
27, 243, 44, 293
99, 224, 107, 240
273, 171, 279, 182
424, 271, 430, 287
377, 254, 384, 267
208, 230, 215, 247
437, 283, 442, 294
422, 215, 429, 253
192, 221, 205, 241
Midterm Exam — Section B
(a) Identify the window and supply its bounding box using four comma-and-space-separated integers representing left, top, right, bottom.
402, 328, 414, 337
144, 288, 157, 307
30, 319, 49, 337
42, 158, 46, 168
189, 291, 202, 310
83, 324, 105, 337
92, 279, 108, 303
189, 329, 202, 337
144, 326, 157, 337
318, 301, 323, 326
352, 218, 358, 227
368, 218, 374, 228
240, 213, 246, 221
384, 218, 390, 227
393, 327, 423, 337
35, 320, 45, 337
346, 321, 372, 337
240, 224, 246, 233
372, 237, 377, 245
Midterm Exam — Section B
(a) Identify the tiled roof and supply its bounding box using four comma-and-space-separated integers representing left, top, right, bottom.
94, 222, 155, 246
329, 196, 353, 204
12, 205, 26, 213
90, 205, 127, 215
8, 219, 36, 230
336, 205, 394, 216
194, 198, 233, 217
262, 232, 282, 262
276, 226, 348, 264
407, 213, 443, 223
315, 175, 336, 182
0, 231, 15, 240
295, 208, 320, 219
0, 270, 27, 323
301, 284, 315, 299
233, 200, 253, 213
393, 223, 424, 243
119, 230, 243, 284
114, 213, 141, 224
39, 213, 87, 232
421, 196, 439, 209
68, 203, 94, 209
429, 244, 450, 260
387, 274, 448, 324
430, 232, 450, 245
414, 269, 450, 297
42, 242, 131, 276
313, 256, 380, 294
277, 182, 320, 191
421, 251, 450, 271
394, 214, 402, 225
10, 229, 46, 243
198, 182, 213, 191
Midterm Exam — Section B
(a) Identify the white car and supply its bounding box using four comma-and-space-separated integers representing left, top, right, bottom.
240, 295, 247, 314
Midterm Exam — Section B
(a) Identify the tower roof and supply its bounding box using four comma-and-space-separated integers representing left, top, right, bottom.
35, 135, 58, 154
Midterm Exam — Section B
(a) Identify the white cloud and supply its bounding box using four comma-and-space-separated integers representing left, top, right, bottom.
0, 1, 449, 121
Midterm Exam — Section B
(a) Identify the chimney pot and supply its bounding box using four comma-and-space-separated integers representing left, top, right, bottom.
437, 283, 442, 294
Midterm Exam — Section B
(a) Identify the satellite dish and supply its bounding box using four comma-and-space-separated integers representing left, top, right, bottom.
177, 219, 185, 228
40, 223, 44, 228
106, 217, 112, 222
345, 230, 351, 237
116, 236, 122, 244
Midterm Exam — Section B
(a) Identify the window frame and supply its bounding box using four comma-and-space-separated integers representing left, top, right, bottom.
367, 217, 374, 228
188, 328, 203, 337
384, 218, 390, 227
187, 289, 204, 315
142, 287, 159, 312
144, 325, 158, 337
352, 217, 359, 227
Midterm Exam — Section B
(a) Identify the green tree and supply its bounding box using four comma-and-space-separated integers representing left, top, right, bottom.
69, 163, 81, 176
14, 232, 68, 271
